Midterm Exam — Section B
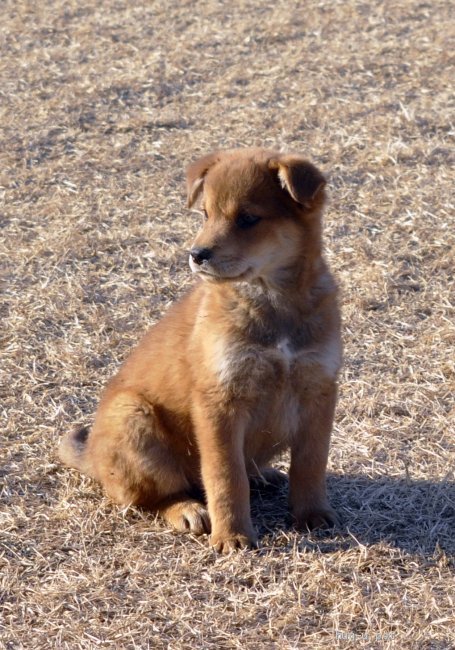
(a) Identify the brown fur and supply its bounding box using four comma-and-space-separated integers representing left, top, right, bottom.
59, 148, 342, 552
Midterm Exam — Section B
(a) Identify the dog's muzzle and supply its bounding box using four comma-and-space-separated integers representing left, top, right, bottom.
190, 247, 213, 266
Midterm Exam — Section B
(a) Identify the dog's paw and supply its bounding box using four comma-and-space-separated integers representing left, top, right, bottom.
294, 507, 340, 531
210, 531, 258, 554
162, 499, 211, 535
250, 467, 288, 488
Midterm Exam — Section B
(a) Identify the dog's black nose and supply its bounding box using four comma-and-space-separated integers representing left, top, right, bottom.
190, 247, 212, 265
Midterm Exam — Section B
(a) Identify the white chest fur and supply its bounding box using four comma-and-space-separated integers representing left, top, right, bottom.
275, 335, 341, 378
206, 333, 341, 444
211, 334, 341, 386
276, 337, 294, 362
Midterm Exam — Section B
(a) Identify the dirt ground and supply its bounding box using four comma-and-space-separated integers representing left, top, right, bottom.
1, 0, 454, 648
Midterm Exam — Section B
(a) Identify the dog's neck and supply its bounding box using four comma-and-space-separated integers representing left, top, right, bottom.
209, 256, 336, 345
241, 256, 330, 310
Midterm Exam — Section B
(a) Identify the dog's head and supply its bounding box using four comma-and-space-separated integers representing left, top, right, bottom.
186, 148, 326, 285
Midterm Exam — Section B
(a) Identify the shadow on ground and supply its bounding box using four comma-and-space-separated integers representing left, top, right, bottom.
250, 473, 455, 557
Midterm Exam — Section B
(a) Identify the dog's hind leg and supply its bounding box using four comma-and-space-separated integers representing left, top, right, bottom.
66, 390, 210, 535
157, 493, 211, 535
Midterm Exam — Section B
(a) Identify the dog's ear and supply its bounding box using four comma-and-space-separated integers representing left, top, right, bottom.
268, 155, 326, 208
186, 151, 221, 208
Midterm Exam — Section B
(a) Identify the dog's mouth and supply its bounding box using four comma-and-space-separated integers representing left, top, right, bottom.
197, 266, 254, 282
189, 255, 253, 282
202, 267, 253, 282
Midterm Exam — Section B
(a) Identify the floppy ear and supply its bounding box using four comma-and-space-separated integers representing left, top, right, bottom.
268, 155, 326, 208
186, 151, 221, 208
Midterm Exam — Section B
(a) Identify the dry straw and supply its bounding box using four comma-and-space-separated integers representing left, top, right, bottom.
1, 0, 453, 648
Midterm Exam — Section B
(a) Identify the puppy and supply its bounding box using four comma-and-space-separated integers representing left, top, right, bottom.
59, 148, 342, 552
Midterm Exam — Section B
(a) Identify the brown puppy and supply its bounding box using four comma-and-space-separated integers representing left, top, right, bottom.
59, 148, 342, 552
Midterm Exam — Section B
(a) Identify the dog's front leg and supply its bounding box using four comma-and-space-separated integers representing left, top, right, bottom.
289, 382, 340, 530
193, 397, 257, 553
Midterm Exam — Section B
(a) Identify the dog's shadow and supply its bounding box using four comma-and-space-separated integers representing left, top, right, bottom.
250, 473, 455, 558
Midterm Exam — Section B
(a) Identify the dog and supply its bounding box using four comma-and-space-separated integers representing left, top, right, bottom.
59, 148, 342, 552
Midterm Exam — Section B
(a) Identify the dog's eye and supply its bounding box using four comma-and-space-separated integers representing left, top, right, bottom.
236, 211, 261, 229
202, 209, 209, 221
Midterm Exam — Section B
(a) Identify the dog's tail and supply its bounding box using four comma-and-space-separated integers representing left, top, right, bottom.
58, 425, 93, 476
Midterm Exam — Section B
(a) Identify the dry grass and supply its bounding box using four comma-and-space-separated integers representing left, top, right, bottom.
1, 0, 454, 647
